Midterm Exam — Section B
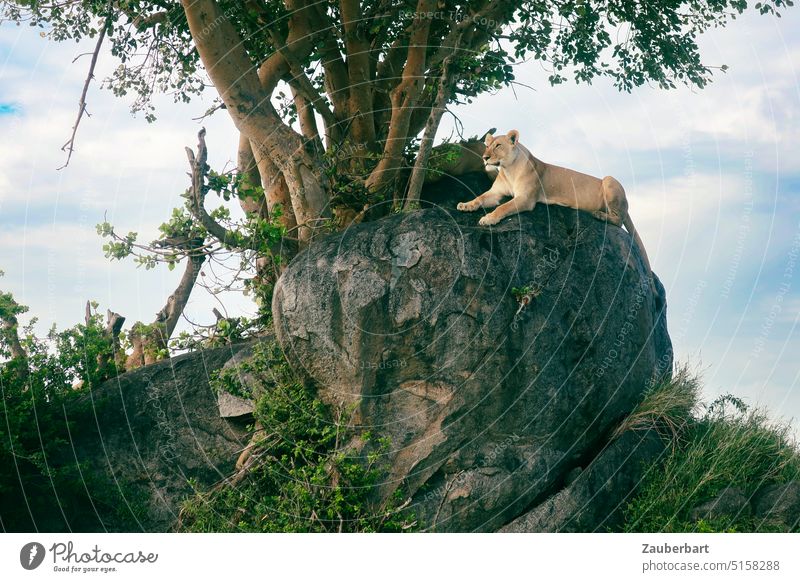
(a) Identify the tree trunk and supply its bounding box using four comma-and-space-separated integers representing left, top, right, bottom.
84, 301, 126, 372
1, 314, 27, 379
341, 0, 376, 160
365, 0, 437, 196
181, 0, 330, 243
404, 58, 454, 210
236, 133, 266, 216
125, 250, 206, 371
237, 135, 289, 294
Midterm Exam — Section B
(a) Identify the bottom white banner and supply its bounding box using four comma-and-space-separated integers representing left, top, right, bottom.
1, 533, 797, 581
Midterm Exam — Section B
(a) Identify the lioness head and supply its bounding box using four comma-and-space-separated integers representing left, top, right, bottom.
483, 129, 520, 170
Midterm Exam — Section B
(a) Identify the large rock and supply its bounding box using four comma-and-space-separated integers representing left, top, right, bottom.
54, 342, 257, 531
273, 201, 672, 532
500, 429, 670, 532
690, 487, 751, 523
754, 482, 800, 530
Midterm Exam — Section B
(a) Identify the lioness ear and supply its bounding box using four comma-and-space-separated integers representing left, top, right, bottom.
507, 129, 519, 145
484, 132, 494, 146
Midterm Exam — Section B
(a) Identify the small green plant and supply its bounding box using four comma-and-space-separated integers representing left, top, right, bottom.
178, 341, 415, 532
511, 286, 533, 300
511, 285, 542, 308
425, 142, 463, 179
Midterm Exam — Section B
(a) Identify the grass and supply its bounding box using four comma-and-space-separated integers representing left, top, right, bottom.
622, 366, 800, 532
613, 366, 700, 442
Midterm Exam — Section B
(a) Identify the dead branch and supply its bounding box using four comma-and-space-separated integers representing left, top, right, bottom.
125, 237, 205, 371
85, 300, 126, 370
58, 20, 108, 170
186, 128, 252, 248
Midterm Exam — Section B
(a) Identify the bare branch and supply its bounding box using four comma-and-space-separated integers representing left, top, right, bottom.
192, 100, 227, 121
58, 21, 107, 170
186, 128, 249, 248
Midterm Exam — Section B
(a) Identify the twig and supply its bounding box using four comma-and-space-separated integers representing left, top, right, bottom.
191, 100, 227, 121
58, 20, 108, 170
432, 470, 464, 528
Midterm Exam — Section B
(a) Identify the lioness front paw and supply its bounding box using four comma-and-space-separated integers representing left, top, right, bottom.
478, 214, 500, 226
457, 201, 478, 212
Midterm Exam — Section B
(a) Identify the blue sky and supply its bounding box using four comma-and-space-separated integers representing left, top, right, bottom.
1, 10, 799, 429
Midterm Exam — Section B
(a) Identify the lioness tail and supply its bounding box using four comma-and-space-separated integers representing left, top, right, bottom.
623, 214, 652, 277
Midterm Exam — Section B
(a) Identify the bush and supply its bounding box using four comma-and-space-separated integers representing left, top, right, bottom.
177, 342, 415, 532
0, 300, 135, 531
623, 369, 800, 532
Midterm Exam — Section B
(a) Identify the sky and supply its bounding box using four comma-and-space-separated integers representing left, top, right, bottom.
1, 9, 799, 430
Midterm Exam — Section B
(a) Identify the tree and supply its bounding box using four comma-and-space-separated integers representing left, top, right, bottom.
95, 128, 286, 366
4, 0, 793, 242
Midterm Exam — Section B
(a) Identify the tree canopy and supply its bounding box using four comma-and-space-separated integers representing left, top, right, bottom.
4, 1, 793, 214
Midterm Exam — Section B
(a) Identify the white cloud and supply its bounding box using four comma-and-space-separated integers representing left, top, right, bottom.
0, 28, 247, 336
442, 10, 800, 176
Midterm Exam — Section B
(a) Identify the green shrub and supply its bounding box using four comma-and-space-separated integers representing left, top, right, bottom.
178, 342, 415, 532
0, 299, 138, 531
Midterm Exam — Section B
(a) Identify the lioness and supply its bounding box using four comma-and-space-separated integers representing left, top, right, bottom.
457, 129, 652, 278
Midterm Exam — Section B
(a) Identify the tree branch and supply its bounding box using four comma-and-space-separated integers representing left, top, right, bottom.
186, 129, 253, 249
58, 20, 108, 170
181, 0, 330, 242
404, 54, 455, 210
1, 313, 27, 365
428, 1, 515, 71
365, 0, 437, 194
291, 86, 321, 145
273, 47, 337, 131
155, 249, 206, 342
341, 0, 376, 152
312, 3, 351, 141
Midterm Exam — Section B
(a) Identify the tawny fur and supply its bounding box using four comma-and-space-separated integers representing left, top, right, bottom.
457, 129, 653, 280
